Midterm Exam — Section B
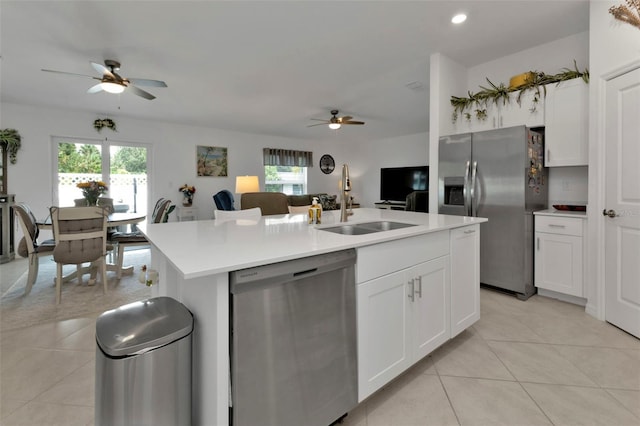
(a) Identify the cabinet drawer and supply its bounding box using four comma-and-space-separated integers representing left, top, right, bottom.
535, 216, 583, 236
357, 232, 449, 283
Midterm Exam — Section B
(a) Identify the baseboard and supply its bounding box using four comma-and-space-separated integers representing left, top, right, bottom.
537, 288, 587, 307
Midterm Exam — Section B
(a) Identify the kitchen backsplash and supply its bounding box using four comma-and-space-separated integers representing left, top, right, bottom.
547, 166, 588, 207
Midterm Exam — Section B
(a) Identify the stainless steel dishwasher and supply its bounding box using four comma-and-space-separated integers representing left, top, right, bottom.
230, 249, 357, 426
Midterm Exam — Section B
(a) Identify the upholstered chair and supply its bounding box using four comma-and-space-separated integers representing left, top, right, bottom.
213, 190, 235, 211
50, 206, 109, 304
109, 198, 172, 279
14, 203, 56, 295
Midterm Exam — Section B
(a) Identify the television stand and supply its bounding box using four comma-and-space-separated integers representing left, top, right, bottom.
374, 201, 406, 211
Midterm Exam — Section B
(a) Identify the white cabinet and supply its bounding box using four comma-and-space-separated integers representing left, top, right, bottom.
176, 206, 198, 221
450, 224, 480, 337
534, 214, 586, 297
357, 257, 449, 401
356, 232, 450, 401
450, 89, 544, 135
544, 78, 589, 166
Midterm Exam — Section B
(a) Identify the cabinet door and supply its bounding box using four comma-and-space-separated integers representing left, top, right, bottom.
534, 232, 583, 297
450, 225, 480, 337
544, 78, 589, 166
501, 90, 545, 128
410, 256, 451, 360
357, 270, 412, 401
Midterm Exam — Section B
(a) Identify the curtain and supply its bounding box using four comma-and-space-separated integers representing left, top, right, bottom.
263, 148, 313, 167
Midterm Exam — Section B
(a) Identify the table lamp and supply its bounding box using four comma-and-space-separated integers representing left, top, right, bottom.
235, 176, 259, 194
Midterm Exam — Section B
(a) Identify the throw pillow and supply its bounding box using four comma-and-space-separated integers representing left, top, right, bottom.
319, 194, 337, 210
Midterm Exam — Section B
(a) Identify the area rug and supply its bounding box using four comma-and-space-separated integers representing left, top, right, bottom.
1, 249, 152, 332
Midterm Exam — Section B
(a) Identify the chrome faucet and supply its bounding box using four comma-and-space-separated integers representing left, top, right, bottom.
340, 164, 352, 222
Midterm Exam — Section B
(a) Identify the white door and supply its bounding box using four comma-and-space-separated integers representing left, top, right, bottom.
604, 67, 640, 338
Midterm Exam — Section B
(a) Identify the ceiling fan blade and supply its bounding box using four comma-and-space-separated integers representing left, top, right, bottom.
128, 78, 167, 87
343, 120, 365, 125
309, 118, 330, 122
338, 116, 353, 122
307, 123, 329, 127
87, 83, 104, 94
128, 84, 156, 100
41, 69, 97, 79
91, 61, 113, 78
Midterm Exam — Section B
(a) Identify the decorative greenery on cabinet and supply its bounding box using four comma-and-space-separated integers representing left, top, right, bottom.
0, 129, 22, 164
450, 61, 589, 124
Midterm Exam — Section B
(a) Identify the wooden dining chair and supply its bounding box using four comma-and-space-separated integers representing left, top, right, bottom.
110, 198, 172, 279
50, 206, 109, 304
14, 203, 56, 295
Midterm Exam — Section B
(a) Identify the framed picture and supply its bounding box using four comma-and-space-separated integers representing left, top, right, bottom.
197, 145, 228, 177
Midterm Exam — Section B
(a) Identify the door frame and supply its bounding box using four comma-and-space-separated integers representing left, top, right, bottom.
587, 59, 640, 321
50, 135, 153, 210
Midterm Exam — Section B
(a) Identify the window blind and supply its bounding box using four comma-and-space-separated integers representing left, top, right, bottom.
263, 148, 313, 167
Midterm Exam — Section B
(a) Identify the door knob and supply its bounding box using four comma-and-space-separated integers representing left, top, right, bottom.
602, 209, 617, 218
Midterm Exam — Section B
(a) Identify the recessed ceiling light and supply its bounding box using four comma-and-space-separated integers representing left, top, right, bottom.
451, 13, 467, 24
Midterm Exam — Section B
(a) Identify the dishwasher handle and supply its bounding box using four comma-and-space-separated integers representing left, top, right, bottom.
230, 249, 356, 294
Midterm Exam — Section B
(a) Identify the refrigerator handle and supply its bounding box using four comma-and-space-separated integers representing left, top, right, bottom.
463, 160, 471, 216
470, 161, 478, 217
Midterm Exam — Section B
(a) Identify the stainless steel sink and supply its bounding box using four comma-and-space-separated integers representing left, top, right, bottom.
357, 221, 417, 231
319, 221, 417, 235
319, 225, 380, 235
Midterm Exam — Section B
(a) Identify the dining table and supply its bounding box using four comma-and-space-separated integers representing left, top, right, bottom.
37, 211, 147, 282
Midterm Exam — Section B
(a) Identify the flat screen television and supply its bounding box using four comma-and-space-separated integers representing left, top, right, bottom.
380, 166, 429, 203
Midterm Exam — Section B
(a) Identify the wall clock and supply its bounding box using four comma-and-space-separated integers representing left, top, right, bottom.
319, 154, 335, 174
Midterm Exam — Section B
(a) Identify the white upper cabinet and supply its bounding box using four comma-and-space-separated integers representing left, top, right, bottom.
501, 90, 545, 128
544, 78, 589, 166
449, 89, 544, 136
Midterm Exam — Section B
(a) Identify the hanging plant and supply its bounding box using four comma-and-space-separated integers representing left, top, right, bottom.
609, 0, 640, 30
93, 118, 117, 132
451, 61, 589, 123
0, 129, 22, 164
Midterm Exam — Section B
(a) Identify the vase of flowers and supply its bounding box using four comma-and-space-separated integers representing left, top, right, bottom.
179, 184, 196, 206
77, 180, 108, 206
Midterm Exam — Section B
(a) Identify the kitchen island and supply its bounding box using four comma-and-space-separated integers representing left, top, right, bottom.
141, 208, 487, 425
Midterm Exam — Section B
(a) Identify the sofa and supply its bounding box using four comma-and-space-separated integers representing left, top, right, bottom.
240, 192, 338, 215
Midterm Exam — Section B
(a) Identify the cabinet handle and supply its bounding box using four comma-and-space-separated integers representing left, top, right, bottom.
415, 276, 423, 298
547, 149, 551, 163
537, 237, 540, 251
464, 229, 476, 234
408, 279, 415, 302
548, 224, 566, 228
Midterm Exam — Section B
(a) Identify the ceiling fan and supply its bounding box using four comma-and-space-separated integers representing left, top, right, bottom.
41, 60, 167, 100
308, 110, 365, 129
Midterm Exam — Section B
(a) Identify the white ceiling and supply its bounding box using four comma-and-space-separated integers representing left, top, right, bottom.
0, 1, 589, 142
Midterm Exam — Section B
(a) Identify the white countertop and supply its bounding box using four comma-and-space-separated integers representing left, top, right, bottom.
534, 208, 587, 218
141, 208, 487, 279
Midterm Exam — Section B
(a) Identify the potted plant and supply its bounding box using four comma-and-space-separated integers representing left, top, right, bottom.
0, 129, 22, 164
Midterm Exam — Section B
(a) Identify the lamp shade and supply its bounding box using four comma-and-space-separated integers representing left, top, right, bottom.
235, 176, 259, 193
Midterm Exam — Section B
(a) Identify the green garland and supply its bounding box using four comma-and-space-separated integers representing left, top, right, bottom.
451, 61, 589, 123
0, 129, 22, 164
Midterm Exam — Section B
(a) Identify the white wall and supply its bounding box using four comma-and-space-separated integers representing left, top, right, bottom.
341, 132, 429, 207
586, 0, 640, 319
1, 102, 426, 243
1, 102, 309, 217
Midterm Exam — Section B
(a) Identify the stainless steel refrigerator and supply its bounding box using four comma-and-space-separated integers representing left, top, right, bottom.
438, 125, 547, 300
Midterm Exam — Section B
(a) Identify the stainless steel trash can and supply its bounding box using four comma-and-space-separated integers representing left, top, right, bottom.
95, 296, 193, 426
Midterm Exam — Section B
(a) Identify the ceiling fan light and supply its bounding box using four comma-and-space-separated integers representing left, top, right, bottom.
100, 82, 125, 94
451, 13, 467, 24
328, 123, 341, 130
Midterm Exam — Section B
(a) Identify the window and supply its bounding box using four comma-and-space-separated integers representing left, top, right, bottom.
263, 148, 312, 195
264, 166, 307, 195
53, 137, 150, 215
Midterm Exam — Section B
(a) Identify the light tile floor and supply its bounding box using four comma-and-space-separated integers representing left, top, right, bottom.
1, 270, 639, 425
